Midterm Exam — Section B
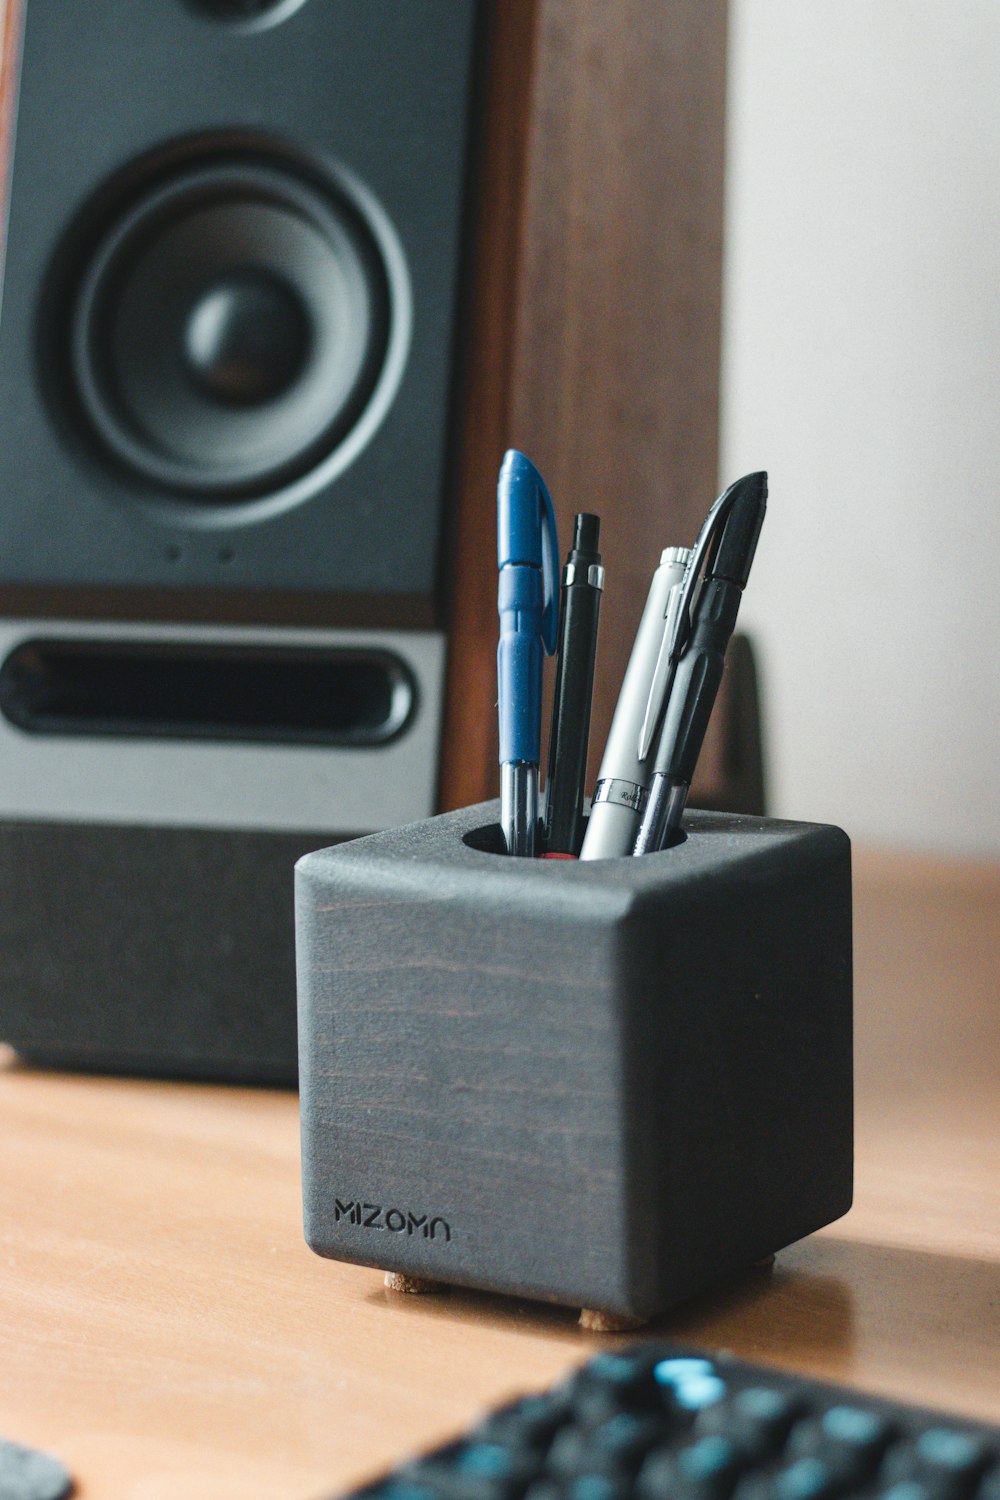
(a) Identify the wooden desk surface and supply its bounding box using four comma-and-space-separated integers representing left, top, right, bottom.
1, 849, 998, 1500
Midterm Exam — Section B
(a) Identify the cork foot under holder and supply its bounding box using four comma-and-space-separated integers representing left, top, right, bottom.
296, 800, 853, 1325
381, 1270, 645, 1331
383, 1260, 777, 1332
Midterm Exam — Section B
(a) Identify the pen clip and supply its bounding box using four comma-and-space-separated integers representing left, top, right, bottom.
497, 449, 560, 655
537, 468, 560, 656
666, 478, 743, 661
637, 480, 744, 761
637, 578, 686, 762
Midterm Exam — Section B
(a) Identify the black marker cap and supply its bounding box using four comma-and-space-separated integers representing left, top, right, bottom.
570, 512, 601, 562
708, 471, 767, 587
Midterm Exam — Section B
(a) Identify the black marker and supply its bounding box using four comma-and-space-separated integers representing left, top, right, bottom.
633, 472, 767, 855
543, 513, 604, 856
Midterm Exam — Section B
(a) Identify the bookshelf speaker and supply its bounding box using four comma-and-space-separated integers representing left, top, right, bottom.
0, 0, 734, 1080
0, 0, 482, 1079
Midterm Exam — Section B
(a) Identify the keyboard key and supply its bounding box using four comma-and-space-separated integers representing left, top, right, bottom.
882, 1428, 994, 1499
457, 1446, 528, 1479
975, 1468, 1000, 1500
916, 1432, 992, 1477
403, 1444, 540, 1500
733, 1456, 850, 1500
570, 1358, 665, 1426
736, 1389, 802, 1435
673, 1378, 730, 1413
787, 1406, 893, 1480
640, 1434, 747, 1500
525, 1477, 633, 1500
369, 1484, 441, 1500
875, 1484, 939, 1500
547, 1414, 662, 1478
563, 1479, 631, 1500
696, 1387, 802, 1458
822, 1407, 892, 1449
774, 1457, 846, 1500
654, 1360, 717, 1386
475, 1395, 574, 1454
590, 1356, 654, 1389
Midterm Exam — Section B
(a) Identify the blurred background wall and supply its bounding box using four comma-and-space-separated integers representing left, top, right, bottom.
721, 0, 1000, 857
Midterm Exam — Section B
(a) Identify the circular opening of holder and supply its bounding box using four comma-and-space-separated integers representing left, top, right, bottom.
461, 822, 686, 858
462, 823, 509, 855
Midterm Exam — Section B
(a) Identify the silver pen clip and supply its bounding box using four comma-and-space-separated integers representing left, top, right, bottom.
637, 575, 687, 761
636, 480, 745, 762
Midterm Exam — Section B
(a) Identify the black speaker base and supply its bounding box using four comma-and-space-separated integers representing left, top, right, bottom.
12, 1049, 297, 1089
0, 819, 343, 1084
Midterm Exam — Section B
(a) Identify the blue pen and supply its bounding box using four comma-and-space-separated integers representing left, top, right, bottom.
497, 449, 559, 856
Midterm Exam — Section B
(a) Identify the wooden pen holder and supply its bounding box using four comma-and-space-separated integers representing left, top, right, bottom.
295, 800, 853, 1325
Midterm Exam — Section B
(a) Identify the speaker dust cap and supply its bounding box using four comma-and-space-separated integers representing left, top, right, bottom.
69, 153, 405, 507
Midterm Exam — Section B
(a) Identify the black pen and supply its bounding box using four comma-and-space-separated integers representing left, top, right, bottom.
543, 513, 604, 856
632, 471, 767, 854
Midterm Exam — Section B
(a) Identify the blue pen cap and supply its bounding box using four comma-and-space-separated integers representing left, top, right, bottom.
497, 449, 559, 655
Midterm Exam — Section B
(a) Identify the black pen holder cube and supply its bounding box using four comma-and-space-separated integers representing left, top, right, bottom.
295, 801, 852, 1323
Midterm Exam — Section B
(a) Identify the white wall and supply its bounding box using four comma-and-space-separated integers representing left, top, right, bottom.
721, 1, 1000, 856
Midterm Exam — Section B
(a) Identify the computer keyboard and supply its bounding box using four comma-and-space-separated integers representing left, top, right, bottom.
345, 1345, 1000, 1500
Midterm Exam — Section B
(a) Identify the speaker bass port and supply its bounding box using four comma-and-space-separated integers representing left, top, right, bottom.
0, 638, 416, 748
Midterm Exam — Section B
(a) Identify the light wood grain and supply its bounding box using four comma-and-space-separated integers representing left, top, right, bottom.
0, 849, 997, 1500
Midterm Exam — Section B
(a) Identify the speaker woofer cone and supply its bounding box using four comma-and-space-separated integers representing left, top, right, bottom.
70, 158, 392, 499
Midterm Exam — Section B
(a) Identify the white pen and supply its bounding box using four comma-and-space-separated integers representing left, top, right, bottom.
579, 545, 692, 860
